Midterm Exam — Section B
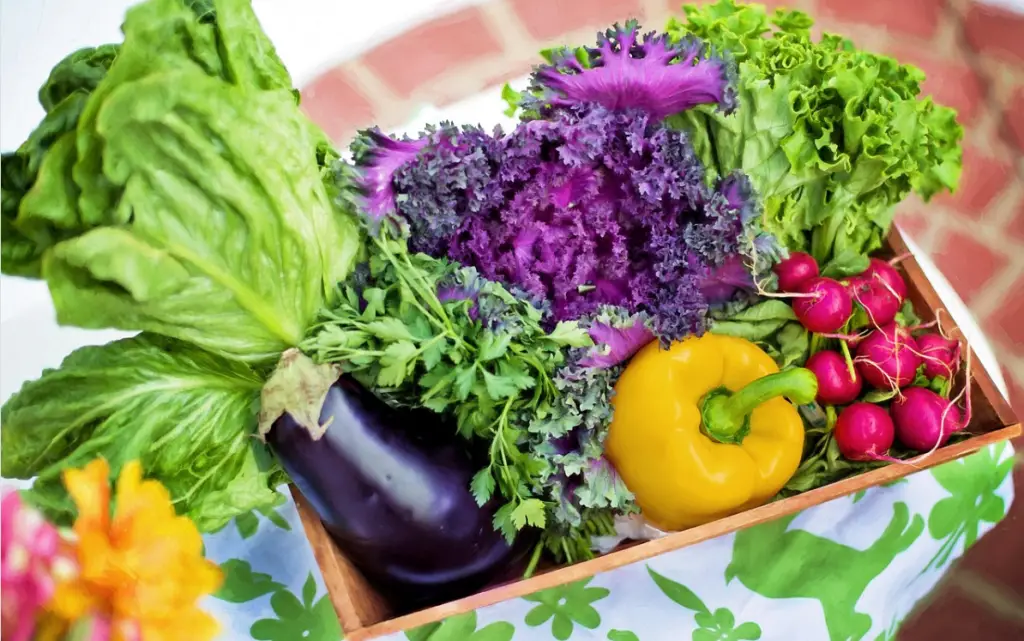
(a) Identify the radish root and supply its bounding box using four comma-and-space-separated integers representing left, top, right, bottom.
895, 331, 972, 468
889, 252, 913, 266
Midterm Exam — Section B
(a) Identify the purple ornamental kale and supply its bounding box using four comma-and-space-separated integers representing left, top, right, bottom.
449, 105, 763, 341
351, 123, 503, 254
525, 21, 737, 121
576, 306, 654, 369
451, 105, 708, 324
349, 22, 764, 343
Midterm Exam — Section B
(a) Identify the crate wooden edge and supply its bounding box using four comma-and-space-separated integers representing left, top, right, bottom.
344, 423, 1020, 639
298, 227, 1023, 639
885, 231, 1016, 427
291, 489, 391, 633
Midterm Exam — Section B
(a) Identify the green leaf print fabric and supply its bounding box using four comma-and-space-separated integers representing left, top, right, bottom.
198, 443, 1015, 641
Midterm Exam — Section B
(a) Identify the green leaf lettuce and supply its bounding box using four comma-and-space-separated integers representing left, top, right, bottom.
0, 333, 285, 532
667, 0, 962, 263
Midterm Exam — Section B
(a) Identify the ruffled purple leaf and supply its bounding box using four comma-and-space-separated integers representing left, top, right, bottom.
649, 270, 709, 344
528, 21, 736, 121
529, 357, 636, 530
350, 128, 426, 222
350, 124, 504, 252
696, 255, 753, 304
579, 307, 655, 369
394, 124, 504, 255
577, 457, 634, 511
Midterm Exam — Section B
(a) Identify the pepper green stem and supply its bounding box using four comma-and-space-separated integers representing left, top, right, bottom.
700, 368, 818, 445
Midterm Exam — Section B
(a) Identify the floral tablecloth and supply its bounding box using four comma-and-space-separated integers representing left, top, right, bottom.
202, 442, 1015, 641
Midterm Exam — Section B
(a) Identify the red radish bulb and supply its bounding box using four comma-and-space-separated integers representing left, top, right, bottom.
917, 333, 962, 380
774, 252, 819, 292
806, 350, 862, 405
890, 386, 965, 451
855, 323, 922, 390
862, 257, 908, 301
835, 402, 895, 461
849, 278, 901, 327
793, 277, 853, 333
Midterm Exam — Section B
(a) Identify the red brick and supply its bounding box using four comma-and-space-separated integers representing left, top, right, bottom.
894, 207, 929, 242
936, 147, 1013, 219
514, 0, 643, 41
1009, 370, 1024, 418
1008, 197, 1024, 242
299, 68, 375, 142
361, 8, 502, 98
819, 0, 945, 38
964, 4, 1024, 64
887, 46, 986, 124
932, 229, 1009, 303
482, 62, 535, 91
954, 462, 1024, 602
1003, 87, 1024, 153
985, 273, 1024, 352
669, 0, 795, 12
899, 584, 1024, 641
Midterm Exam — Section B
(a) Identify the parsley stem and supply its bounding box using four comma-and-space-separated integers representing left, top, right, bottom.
374, 234, 473, 354
523, 540, 544, 579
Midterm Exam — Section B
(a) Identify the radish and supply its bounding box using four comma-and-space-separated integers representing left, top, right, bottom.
861, 257, 908, 301
890, 387, 965, 451
774, 252, 819, 292
806, 350, 862, 405
849, 278, 901, 327
793, 277, 852, 333
917, 333, 961, 380
854, 323, 922, 390
834, 402, 895, 461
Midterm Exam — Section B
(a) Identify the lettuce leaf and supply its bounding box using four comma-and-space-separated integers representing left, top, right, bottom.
667, 0, 962, 263
0, 334, 285, 532
1, 0, 360, 364
1, 45, 119, 277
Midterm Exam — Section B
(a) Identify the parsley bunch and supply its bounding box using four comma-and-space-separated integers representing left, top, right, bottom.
303, 232, 591, 541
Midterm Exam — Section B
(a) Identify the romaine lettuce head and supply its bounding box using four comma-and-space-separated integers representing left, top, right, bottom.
1, 0, 361, 364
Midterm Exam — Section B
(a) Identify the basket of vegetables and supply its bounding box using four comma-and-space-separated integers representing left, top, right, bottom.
0, 1, 1018, 640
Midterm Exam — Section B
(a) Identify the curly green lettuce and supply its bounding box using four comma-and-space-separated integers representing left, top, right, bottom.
0, 0, 360, 364
1, 334, 286, 532
667, 0, 963, 263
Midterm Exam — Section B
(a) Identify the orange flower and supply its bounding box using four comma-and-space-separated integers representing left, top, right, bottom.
49, 459, 223, 641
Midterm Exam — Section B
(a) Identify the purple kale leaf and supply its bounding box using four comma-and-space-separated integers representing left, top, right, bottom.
525, 20, 737, 121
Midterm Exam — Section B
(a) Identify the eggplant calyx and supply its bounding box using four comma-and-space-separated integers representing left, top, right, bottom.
257, 348, 341, 441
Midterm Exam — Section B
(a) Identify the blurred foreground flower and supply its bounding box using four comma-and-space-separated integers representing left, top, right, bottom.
1, 459, 223, 641
1, 491, 76, 641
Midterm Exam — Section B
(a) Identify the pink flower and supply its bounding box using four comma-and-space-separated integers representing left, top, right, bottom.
1, 491, 77, 641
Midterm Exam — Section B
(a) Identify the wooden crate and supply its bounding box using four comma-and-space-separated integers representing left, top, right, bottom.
293, 229, 1022, 640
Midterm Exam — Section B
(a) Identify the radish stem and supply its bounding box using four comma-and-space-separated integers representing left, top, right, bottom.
840, 339, 856, 379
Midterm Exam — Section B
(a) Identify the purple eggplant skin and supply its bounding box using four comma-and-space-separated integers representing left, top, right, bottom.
267, 376, 524, 607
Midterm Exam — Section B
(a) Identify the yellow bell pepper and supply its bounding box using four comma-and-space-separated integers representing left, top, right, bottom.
605, 333, 816, 531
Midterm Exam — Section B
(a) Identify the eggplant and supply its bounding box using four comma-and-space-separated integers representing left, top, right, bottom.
267, 375, 522, 607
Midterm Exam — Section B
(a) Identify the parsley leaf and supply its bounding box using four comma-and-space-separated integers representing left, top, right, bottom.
304, 231, 590, 543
